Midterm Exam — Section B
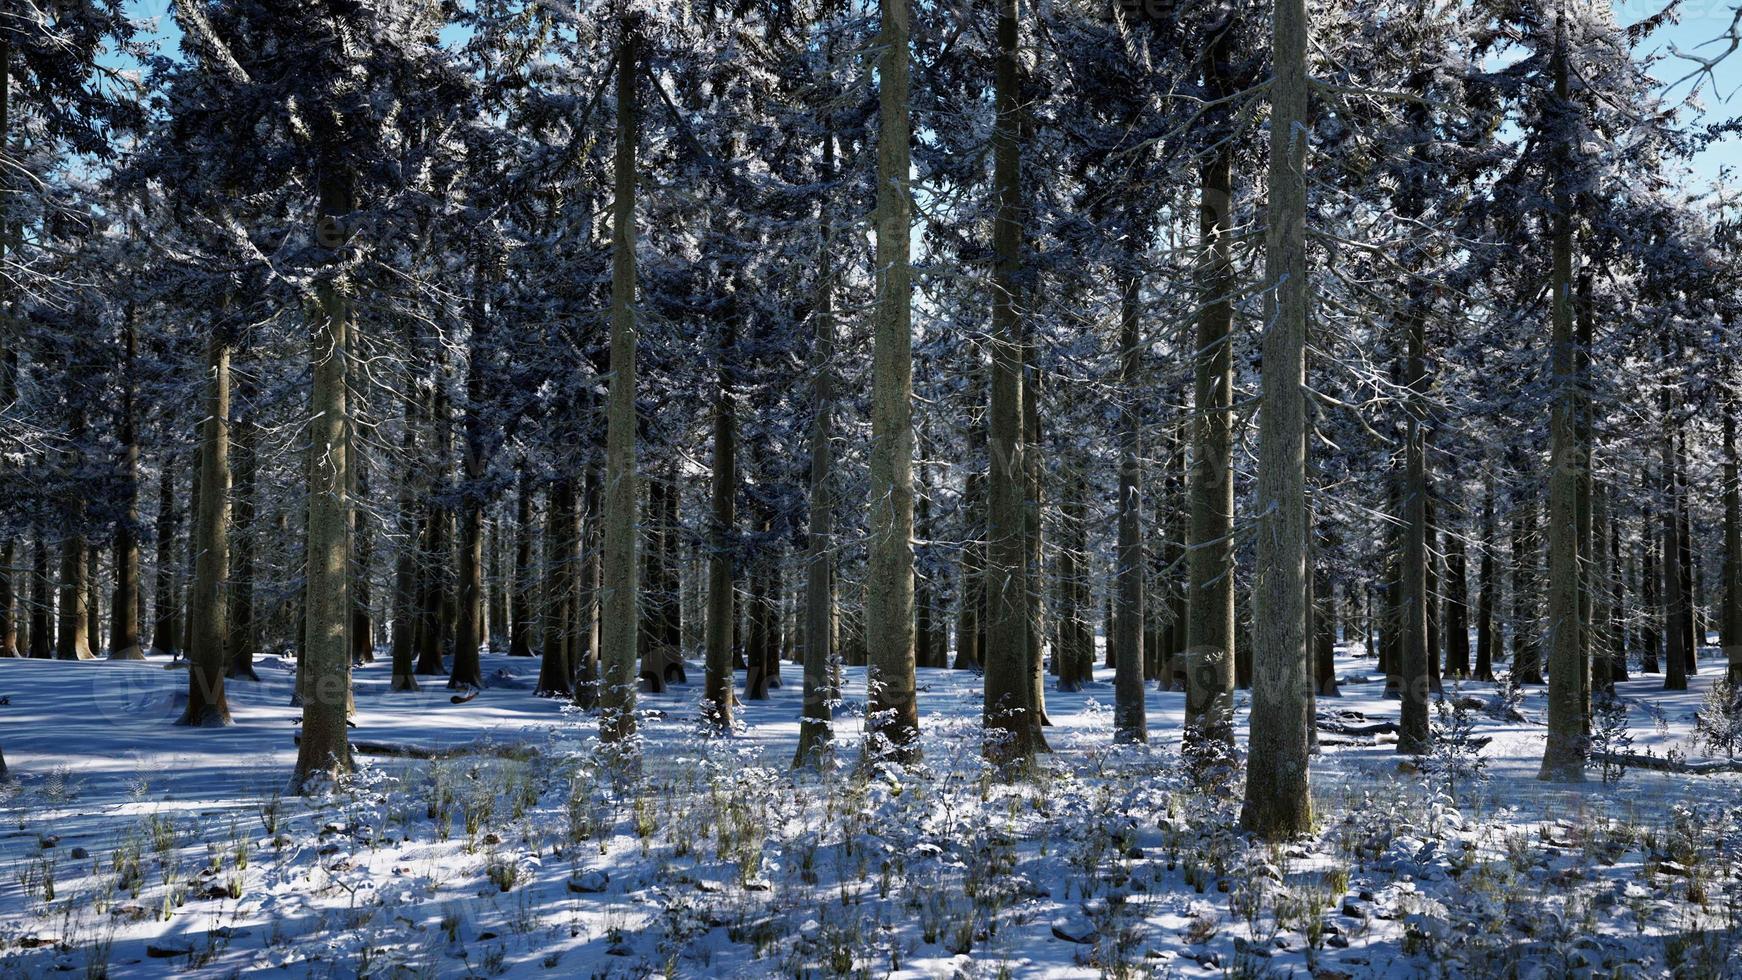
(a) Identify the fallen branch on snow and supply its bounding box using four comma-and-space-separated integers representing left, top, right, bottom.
1592, 752, 1742, 775
293, 734, 538, 761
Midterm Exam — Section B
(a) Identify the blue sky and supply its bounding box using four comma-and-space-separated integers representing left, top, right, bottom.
122, 0, 1740, 190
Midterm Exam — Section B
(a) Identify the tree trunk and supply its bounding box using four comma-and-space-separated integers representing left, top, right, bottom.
865, 0, 919, 757
180, 324, 231, 724
537, 480, 573, 697
351, 452, 374, 666
450, 311, 489, 690
1474, 485, 1496, 680
598, 16, 642, 745
29, 535, 50, 658
796, 113, 837, 764
705, 318, 738, 729
510, 466, 535, 657
984, 0, 1045, 769
1724, 388, 1741, 682
291, 157, 356, 792
1397, 303, 1430, 754
573, 465, 602, 708
1539, 33, 1585, 779
1241, 0, 1313, 833
1513, 494, 1543, 683
227, 383, 258, 679
110, 310, 145, 660
1663, 377, 1689, 692
389, 350, 421, 692
58, 408, 94, 661
1184, 28, 1238, 758
1113, 271, 1145, 742
1444, 511, 1470, 679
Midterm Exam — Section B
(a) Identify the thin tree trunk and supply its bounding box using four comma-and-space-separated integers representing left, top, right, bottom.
110, 310, 145, 660
1114, 271, 1145, 742
227, 384, 258, 679
705, 318, 737, 729
1724, 387, 1742, 682
29, 535, 50, 658
796, 111, 837, 763
1663, 400, 1689, 692
538, 480, 573, 697
389, 349, 421, 692
598, 16, 642, 745
1474, 484, 1496, 680
510, 466, 535, 656
573, 465, 602, 708
352, 452, 374, 665
1445, 511, 1470, 679
1398, 303, 1430, 754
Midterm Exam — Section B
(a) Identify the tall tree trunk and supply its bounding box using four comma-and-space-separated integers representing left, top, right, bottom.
1513, 494, 1543, 683
111, 309, 145, 660
1113, 271, 1146, 742
351, 452, 374, 665
1058, 459, 1094, 692
451, 311, 489, 690
291, 156, 356, 792
1474, 484, 1496, 680
509, 466, 534, 656
866, 0, 919, 757
389, 351, 421, 692
29, 535, 50, 658
1592, 480, 1612, 694
796, 113, 837, 764
227, 383, 258, 679
1397, 303, 1430, 754
1724, 387, 1742, 682
598, 16, 642, 744
705, 319, 738, 729
1444, 511, 1470, 678
538, 480, 574, 697
180, 327, 231, 724
984, 0, 1044, 768
1184, 26, 1238, 758
149, 459, 178, 657
58, 408, 94, 661
574, 465, 602, 708
1663, 400, 1688, 692
1539, 59, 1584, 778
1241, 0, 1312, 833
1642, 471, 1660, 673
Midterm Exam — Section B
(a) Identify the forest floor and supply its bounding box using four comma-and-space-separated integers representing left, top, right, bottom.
1, 644, 1740, 978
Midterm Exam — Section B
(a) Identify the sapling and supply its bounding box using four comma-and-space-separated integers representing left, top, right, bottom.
1590, 692, 1634, 784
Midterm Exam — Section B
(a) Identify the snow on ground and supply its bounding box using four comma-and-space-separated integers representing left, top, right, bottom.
1, 645, 1740, 977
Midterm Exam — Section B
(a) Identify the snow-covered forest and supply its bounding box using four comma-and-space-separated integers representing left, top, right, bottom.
4, 0, 1742, 976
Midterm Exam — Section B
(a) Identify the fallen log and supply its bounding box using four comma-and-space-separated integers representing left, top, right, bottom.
1592, 752, 1742, 776
293, 734, 537, 761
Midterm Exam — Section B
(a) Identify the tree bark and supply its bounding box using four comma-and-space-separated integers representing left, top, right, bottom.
291, 156, 356, 792
179, 328, 232, 725
1724, 386, 1742, 682
984, 0, 1045, 768
226, 380, 258, 679
705, 318, 738, 729
537, 479, 573, 697
796, 111, 837, 764
1539, 27, 1585, 779
1113, 271, 1146, 742
1241, 0, 1313, 833
510, 466, 535, 656
1184, 26, 1238, 758
865, 0, 919, 757
1474, 484, 1496, 680
598, 16, 642, 745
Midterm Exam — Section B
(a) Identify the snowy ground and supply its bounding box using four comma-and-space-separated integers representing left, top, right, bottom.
2, 645, 1740, 977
